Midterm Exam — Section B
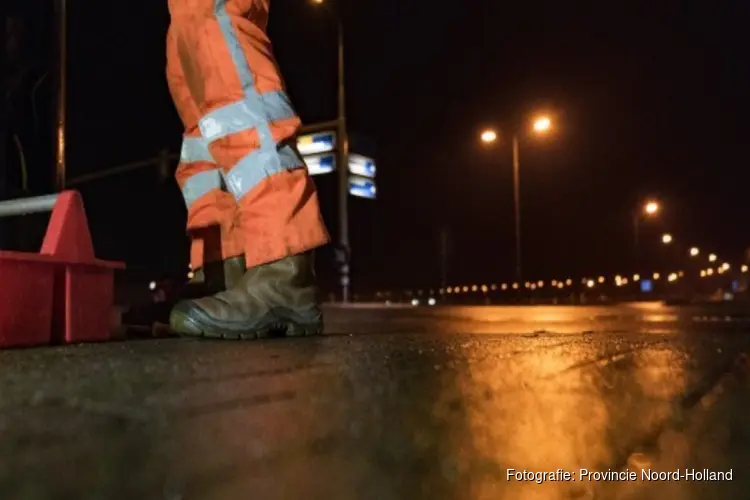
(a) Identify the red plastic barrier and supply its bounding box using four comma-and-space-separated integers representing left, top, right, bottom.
0, 191, 125, 348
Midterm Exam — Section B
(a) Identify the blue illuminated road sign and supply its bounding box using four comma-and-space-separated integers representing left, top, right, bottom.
297, 131, 337, 155
303, 153, 336, 175
348, 175, 376, 199
348, 154, 376, 178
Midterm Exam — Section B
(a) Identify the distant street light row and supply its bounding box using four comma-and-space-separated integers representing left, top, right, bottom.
636, 200, 720, 266
380, 247, 745, 297
373, 196, 735, 300
376, 262, 748, 299
655, 225, 717, 263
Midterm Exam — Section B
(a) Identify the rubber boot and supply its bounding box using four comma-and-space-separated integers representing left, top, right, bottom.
169, 251, 322, 339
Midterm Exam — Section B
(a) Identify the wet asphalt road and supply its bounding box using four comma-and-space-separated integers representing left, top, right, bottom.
3, 302, 750, 499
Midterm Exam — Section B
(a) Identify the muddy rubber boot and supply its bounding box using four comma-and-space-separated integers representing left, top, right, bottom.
184, 255, 246, 297
169, 252, 322, 339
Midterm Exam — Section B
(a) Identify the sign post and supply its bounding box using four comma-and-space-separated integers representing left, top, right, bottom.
297, 128, 378, 302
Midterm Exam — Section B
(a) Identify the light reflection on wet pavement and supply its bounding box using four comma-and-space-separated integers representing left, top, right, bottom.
2, 303, 750, 499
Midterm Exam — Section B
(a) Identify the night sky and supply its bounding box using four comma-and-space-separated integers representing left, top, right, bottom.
13, 1, 750, 293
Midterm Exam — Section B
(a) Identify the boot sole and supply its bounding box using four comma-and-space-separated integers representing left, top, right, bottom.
170, 306, 323, 340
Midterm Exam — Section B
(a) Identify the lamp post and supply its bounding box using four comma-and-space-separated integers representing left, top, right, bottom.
633, 200, 659, 269
311, 0, 350, 302
480, 115, 552, 282
511, 134, 521, 281
54, 0, 68, 191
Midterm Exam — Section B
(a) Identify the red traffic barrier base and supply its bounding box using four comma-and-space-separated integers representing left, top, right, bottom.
0, 191, 125, 348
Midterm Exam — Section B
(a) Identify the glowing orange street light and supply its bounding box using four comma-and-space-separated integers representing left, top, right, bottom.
644, 201, 659, 215
533, 116, 552, 133
480, 129, 498, 144
634, 200, 660, 268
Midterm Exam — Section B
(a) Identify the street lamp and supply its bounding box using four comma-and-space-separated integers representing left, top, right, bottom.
708, 253, 717, 263
690, 247, 700, 257
662, 233, 673, 244
52, 0, 69, 190
480, 114, 553, 282
633, 200, 660, 269
310, 0, 350, 302
480, 130, 498, 144
533, 116, 552, 133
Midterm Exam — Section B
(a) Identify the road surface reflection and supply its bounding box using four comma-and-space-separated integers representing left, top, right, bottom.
157, 314, 738, 499
3, 304, 749, 499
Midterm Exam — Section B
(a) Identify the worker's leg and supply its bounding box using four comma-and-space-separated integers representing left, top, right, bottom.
175, 130, 247, 289
167, 27, 245, 290
168, 0, 328, 268
167, 0, 329, 338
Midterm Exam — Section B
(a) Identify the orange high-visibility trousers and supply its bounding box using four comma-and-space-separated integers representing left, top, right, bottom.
166, 0, 330, 271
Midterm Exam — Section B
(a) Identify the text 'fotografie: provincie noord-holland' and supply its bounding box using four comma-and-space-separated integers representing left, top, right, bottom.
506, 469, 733, 483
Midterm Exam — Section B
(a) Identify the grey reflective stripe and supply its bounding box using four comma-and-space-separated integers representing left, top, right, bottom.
198, 91, 296, 141
211, 0, 299, 200
179, 136, 221, 209
181, 169, 222, 209
224, 144, 304, 199
180, 136, 215, 163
